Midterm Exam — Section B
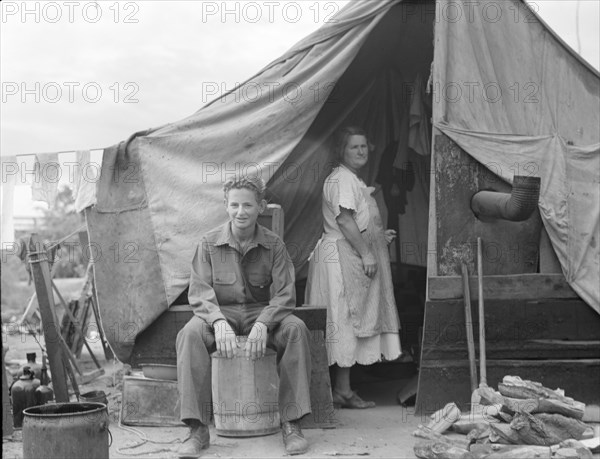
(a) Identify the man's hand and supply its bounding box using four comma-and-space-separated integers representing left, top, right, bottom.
214, 320, 238, 359
245, 322, 268, 360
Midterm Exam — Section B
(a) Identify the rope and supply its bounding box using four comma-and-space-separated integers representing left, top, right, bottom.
114, 413, 183, 456
45, 224, 87, 252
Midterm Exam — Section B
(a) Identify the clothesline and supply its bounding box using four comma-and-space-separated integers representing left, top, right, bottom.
1, 150, 100, 245
2, 147, 106, 159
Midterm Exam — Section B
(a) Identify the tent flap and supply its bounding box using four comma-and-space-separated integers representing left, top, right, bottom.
433, 0, 599, 312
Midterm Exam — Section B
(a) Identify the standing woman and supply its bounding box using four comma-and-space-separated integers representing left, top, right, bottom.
306, 126, 401, 409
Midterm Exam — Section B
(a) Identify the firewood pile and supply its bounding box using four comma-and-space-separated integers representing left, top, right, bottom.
413, 376, 599, 459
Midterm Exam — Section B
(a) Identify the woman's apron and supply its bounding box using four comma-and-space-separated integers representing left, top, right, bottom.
336, 187, 401, 337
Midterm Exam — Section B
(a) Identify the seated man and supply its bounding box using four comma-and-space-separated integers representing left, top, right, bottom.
176, 174, 312, 458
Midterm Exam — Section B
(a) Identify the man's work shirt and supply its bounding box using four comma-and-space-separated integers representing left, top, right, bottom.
189, 222, 296, 329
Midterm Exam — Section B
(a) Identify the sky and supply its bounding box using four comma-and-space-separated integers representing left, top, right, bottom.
1, 0, 599, 218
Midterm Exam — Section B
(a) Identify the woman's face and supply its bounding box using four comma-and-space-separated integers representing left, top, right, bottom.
342, 135, 369, 172
342, 135, 369, 173
225, 188, 265, 233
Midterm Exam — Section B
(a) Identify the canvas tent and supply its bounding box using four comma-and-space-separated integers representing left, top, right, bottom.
88, 0, 600, 362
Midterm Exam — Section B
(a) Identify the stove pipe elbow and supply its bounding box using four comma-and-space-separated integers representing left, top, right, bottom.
471, 176, 541, 222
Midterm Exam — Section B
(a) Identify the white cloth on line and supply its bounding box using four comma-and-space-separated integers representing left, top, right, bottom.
1, 156, 17, 245
31, 153, 60, 208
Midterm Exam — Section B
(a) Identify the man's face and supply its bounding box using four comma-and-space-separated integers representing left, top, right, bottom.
225, 188, 264, 232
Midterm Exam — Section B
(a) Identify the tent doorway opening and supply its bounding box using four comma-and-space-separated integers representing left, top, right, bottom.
287, 0, 435, 402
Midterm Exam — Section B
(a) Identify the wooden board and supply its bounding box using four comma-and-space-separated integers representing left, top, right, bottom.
417, 359, 600, 413
131, 305, 327, 366
420, 298, 600, 345
433, 134, 542, 277
300, 331, 336, 429
421, 340, 600, 360
257, 204, 284, 239
416, 297, 600, 413
428, 273, 577, 300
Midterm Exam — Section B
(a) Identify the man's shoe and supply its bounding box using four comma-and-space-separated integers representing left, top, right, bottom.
281, 421, 309, 455
178, 423, 210, 458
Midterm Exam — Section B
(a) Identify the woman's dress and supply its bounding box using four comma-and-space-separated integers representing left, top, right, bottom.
306, 164, 401, 367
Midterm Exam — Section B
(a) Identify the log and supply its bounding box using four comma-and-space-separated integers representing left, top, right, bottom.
554, 439, 593, 459
497, 412, 590, 446
481, 385, 584, 420
466, 427, 490, 442
489, 423, 521, 444
478, 386, 505, 406
500, 377, 574, 405
501, 396, 584, 419
579, 437, 600, 453
413, 426, 471, 450
553, 448, 578, 459
451, 417, 492, 435
414, 441, 474, 459
470, 444, 551, 459
425, 403, 462, 433
470, 403, 504, 420
496, 411, 514, 423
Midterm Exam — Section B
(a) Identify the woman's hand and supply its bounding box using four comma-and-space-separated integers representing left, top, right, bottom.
214, 320, 238, 359
361, 251, 378, 278
336, 208, 378, 277
384, 229, 397, 245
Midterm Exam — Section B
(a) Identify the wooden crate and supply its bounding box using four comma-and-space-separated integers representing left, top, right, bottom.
130, 305, 336, 428
416, 297, 600, 413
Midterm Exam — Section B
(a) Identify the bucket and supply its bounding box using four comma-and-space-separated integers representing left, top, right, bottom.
211, 337, 280, 437
23, 402, 109, 459
80, 390, 108, 407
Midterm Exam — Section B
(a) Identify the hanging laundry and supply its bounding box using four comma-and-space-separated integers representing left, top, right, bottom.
377, 139, 414, 220
31, 153, 60, 208
73, 150, 97, 212
72, 150, 90, 198
1, 156, 17, 245
408, 74, 432, 157
392, 102, 411, 171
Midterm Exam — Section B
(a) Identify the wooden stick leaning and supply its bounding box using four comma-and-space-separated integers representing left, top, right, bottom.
461, 262, 478, 396
477, 237, 487, 391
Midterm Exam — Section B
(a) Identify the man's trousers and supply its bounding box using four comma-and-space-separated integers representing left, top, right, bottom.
176, 306, 312, 425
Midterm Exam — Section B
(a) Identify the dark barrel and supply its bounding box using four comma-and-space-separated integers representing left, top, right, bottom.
23, 402, 109, 459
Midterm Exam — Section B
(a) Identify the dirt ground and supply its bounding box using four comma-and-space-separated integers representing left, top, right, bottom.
3, 330, 425, 459
5, 329, 599, 459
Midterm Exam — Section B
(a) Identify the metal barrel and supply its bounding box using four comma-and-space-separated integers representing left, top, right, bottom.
23, 402, 109, 459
